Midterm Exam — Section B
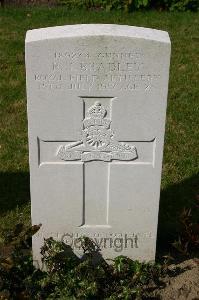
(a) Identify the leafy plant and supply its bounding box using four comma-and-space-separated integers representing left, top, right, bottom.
0, 223, 173, 299
1, 210, 197, 299
165, 0, 199, 11
57, 0, 198, 11
172, 198, 199, 257
0, 223, 42, 299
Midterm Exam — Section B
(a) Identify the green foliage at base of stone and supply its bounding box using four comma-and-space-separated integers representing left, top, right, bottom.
57, 0, 198, 11
0, 223, 171, 300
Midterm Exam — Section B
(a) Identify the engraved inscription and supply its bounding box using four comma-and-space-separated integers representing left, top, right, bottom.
34, 49, 161, 91
57, 102, 137, 162
54, 51, 143, 60
35, 73, 160, 91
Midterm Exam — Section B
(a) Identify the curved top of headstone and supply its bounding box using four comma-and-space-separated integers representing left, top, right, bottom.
26, 24, 170, 44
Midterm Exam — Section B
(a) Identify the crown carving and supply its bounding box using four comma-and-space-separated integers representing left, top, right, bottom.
83, 102, 111, 129
87, 102, 106, 119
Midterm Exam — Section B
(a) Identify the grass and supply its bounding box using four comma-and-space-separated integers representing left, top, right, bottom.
0, 7, 198, 254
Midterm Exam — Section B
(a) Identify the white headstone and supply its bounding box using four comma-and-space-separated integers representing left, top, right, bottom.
26, 24, 171, 265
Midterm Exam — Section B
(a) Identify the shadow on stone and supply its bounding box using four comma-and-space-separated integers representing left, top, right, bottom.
0, 171, 198, 257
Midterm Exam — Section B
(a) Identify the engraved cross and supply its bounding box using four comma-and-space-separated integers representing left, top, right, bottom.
56, 97, 137, 227
39, 97, 155, 227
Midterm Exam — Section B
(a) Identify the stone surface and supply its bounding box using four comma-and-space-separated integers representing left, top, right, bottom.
25, 24, 171, 266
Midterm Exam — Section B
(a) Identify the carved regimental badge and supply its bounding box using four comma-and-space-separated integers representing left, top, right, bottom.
57, 102, 137, 162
